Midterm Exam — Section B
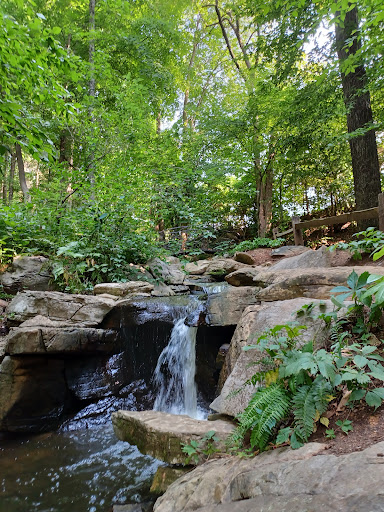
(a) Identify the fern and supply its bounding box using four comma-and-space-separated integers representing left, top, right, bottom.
232, 383, 291, 450
292, 376, 331, 442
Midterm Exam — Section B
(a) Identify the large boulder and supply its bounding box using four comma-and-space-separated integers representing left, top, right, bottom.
94, 281, 154, 297
5, 326, 118, 354
269, 246, 330, 270
185, 260, 210, 275
226, 266, 384, 301
153, 441, 384, 512
7, 291, 117, 327
271, 245, 311, 258
0, 255, 54, 294
256, 266, 384, 302
206, 287, 261, 326
210, 299, 339, 417
112, 410, 235, 465
147, 258, 186, 285
0, 355, 67, 432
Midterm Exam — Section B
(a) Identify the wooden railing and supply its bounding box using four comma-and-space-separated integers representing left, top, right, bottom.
273, 193, 384, 246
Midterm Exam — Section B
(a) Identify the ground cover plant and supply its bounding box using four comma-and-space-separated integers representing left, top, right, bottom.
231, 269, 384, 452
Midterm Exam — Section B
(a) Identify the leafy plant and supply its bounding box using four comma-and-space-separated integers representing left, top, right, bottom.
233, 281, 384, 451
229, 237, 285, 254
335, 419, 353, 435
181, 430, 221, 465
330, 228, 384, 261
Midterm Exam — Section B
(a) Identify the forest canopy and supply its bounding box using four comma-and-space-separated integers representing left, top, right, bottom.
0, 0, 383, 289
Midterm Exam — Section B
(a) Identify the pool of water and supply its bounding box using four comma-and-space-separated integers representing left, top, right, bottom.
0, 424, 162, 512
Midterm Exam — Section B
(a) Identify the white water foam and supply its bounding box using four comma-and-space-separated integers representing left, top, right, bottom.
152, 297, 207, 419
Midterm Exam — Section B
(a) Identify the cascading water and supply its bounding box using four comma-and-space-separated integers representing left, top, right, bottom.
152, 298, 203, 419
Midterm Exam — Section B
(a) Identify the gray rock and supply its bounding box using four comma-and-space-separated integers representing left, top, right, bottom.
1, 255, 54, 294
233, 252, 255, 265
225, 267, 264, 286
270, 245, 329, 270
210, 299, 338, 417
169, 285, 190, 294
0, 355, 67, 432
7, 291, 116, 327
206, 287, 261, 326
206, 258, 251, 276
153, 441, 384, 512
6, 326, 118, 354
225, 266, 384, 301
151, 282, 176, 297
94, 281, 154, 297
112, 410, 235, 465
271, 245, 311, 257
185, 260, 210, 275
147, 258, 186, 285
256, 266, 384, 302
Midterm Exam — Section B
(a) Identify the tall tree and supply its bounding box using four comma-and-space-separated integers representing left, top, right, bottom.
335, 4, 381, 216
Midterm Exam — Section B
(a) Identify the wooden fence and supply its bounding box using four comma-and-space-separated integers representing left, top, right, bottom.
273, 193, 384, 246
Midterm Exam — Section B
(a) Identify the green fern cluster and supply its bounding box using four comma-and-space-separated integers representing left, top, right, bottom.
232, 384, 290, 450
232, 376, 332, 451
233, 290, 384, 453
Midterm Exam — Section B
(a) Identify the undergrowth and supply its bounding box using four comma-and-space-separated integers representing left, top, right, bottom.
230, 268, 384, 452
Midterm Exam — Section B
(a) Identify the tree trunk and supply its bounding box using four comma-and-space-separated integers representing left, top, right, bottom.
88, 0, 96, 198
8, 150, 15, 202
15, 143, 31, 203
2, 154, 7, 203
335, 5, 381, 225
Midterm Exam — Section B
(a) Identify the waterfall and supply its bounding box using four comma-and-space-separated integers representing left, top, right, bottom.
152, 298, 203, 419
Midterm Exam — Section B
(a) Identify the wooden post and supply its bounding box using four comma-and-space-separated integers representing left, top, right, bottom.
292, 216, 304, 246
378, 193, 384, 232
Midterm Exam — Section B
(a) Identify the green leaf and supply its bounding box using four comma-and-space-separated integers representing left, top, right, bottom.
349, 389, 365, 401
365, 391, 382, 409
353, 355, 369, 368
290, 431, 304, 450
276, 427, 292, 445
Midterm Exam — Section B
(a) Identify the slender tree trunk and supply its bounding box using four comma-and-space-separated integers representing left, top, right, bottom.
15, 143, 31, 203
88, 0, 96, 198
2, 153, 8, 203
8, 150, 15, 202
335, 5, 381, 224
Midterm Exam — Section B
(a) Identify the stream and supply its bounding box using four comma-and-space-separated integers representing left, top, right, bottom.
0, 286, 229, 511
0, 424, 162, 512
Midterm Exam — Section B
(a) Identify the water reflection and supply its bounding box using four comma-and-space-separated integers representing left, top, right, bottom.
0, 424, 162, 512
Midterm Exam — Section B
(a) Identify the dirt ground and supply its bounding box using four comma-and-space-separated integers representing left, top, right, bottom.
310, 402, 384, 455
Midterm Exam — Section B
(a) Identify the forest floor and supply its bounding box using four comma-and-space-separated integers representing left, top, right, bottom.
310, 401, 384, 455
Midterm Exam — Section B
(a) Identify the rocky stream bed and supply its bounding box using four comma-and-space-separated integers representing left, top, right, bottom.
1, 248, 384, 511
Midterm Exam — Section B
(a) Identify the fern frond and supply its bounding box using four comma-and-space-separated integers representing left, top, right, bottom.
232, 383, 291, 450
292, 377, 331, 442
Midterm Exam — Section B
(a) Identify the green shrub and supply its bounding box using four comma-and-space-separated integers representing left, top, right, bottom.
229, 237, 285, 254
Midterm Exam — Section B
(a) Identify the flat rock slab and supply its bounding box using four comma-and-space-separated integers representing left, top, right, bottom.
226, 266, 384, 302
112, 410, 235, 465
7, 291, 117, 327
153, 441, 384, 512
94, 281, 154, 297
271, 245, 311, 257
